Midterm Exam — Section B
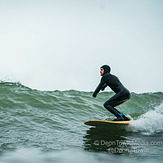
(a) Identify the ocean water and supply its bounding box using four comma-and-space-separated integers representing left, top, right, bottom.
0, 82, 163, 163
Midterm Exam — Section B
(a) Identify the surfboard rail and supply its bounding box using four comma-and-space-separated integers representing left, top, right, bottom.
84, 120, 135, 126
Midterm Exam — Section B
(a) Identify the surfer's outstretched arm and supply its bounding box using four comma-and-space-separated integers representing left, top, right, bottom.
93, 76, 106, 98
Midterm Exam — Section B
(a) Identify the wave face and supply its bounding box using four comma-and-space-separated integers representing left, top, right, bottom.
0, 82, 163, 162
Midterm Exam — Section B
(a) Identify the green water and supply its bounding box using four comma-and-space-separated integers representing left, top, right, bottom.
0, 82, 163, 163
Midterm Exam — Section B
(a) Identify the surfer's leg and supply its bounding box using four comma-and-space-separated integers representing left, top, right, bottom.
111, 99, 130, 121
103, 93, 130, 121
104, 100, 124, 121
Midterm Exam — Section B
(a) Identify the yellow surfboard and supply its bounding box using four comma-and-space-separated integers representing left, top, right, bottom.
84, 120, 135, 126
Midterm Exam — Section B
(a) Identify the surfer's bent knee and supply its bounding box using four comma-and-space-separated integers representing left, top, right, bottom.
103, 101, 111, 109
103, 101, 107, 108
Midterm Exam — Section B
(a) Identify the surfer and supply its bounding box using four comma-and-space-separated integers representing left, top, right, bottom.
93, 65, 130, 121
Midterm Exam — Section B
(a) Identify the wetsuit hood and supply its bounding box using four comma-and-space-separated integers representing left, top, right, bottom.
101, 65, 111, 75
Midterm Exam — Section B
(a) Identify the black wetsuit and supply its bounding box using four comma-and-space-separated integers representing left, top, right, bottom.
93, 65, 131, 121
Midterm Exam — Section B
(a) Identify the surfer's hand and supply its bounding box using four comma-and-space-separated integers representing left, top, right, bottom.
92, 92, 97, 98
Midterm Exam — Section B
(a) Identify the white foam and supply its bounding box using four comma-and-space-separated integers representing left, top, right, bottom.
128, 103, 163, 135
